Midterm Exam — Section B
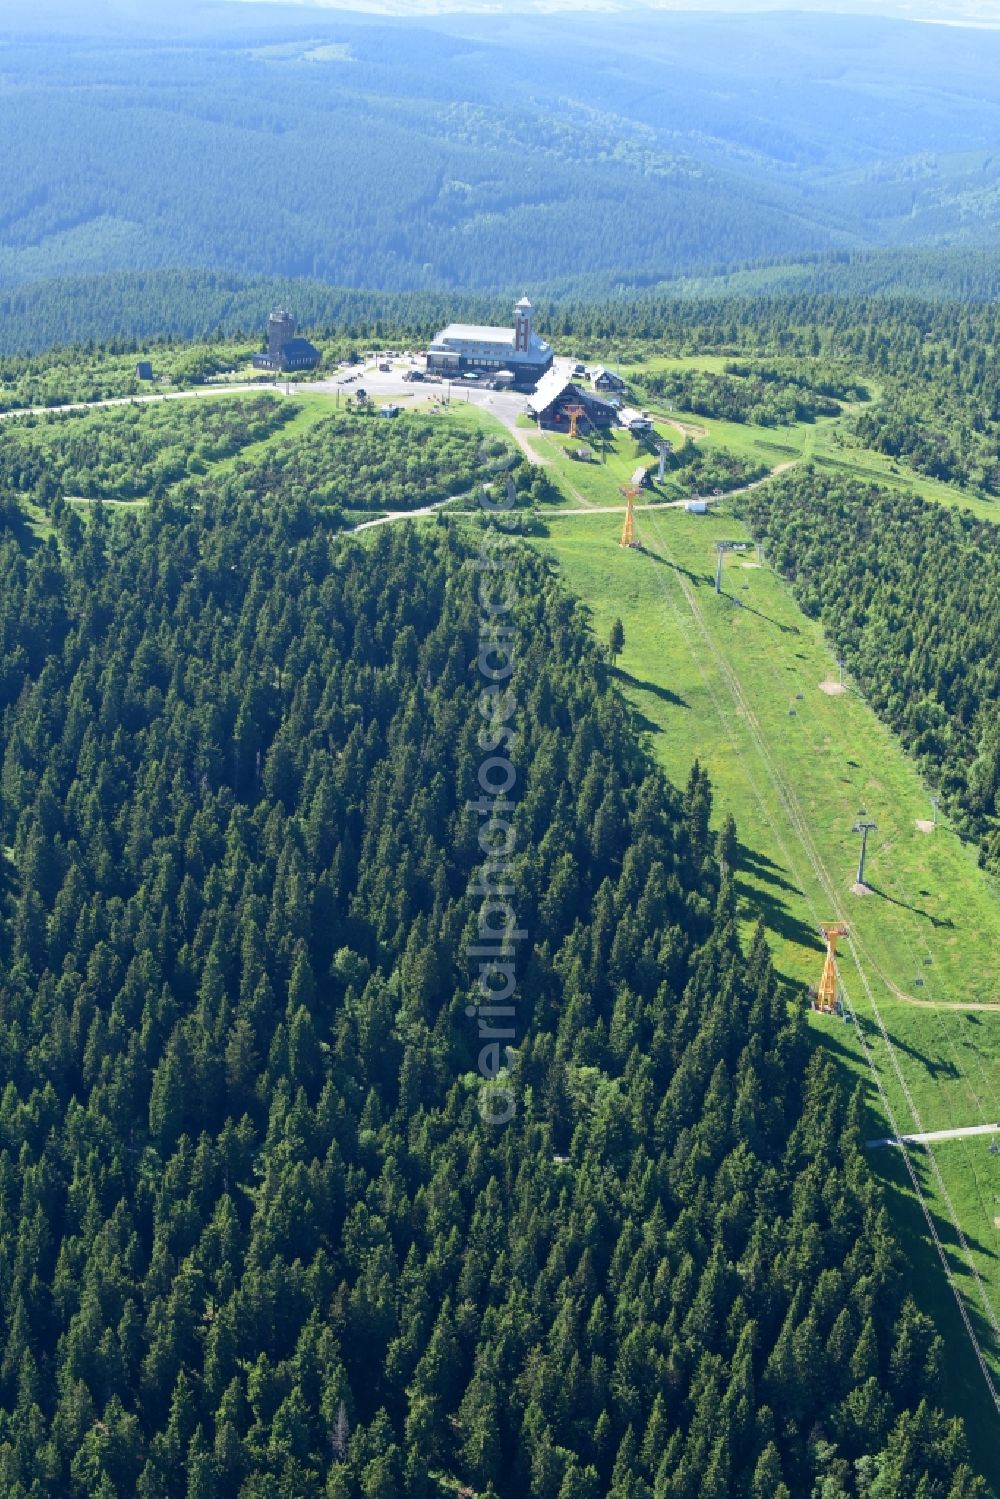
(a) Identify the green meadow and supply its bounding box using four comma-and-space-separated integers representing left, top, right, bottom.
530, 498, 1000, 1480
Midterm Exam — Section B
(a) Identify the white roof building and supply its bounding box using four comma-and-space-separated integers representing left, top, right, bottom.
526, 372, 619, 427
426, 298, 553, 381
526, 370, 576, 417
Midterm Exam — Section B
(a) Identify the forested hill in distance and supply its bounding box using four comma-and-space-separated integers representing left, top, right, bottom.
7, 5, 1000, 293
10, 248, 1000, 357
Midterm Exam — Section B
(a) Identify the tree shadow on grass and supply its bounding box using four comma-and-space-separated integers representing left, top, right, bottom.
737, 879, 824, 955
627, 707, 664, 738
853, 1011, 959, 1082
613, 665, 688, 709
721, 592, 801, 635
873, 1156, 1000, 1494
885, 1137, 998, 1262
811, 1016, 868, 1071
866, 882, 954, 930
821, 1072, 1000, 1491
635, 546, 704, 586
738, 842, 804, 898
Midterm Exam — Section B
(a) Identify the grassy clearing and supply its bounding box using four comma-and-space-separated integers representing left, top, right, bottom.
205, 391, 332, 479
626, 362, 1000, 523
526, 427, 658, 505
539, 507, 1000, 1012
525, 421, 768, 509
532, 504, 1000, 1472
618, 353, 734, 376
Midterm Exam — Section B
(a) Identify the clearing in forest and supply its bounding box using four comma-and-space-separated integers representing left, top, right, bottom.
534, 502, 1000, 1483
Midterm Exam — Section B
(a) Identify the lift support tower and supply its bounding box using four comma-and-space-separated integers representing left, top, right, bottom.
815, 923, 849, 1014
714, 541, 743, 593
853, 821, 877, 889
619, 486, 640, 549
564, 404, 587, 441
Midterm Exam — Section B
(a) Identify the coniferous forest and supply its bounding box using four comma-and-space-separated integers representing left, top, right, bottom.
0, 477, 988, 1496
3, 0, 1000, 1488
740, 470, 1000, 872
8, 6, 1000, 298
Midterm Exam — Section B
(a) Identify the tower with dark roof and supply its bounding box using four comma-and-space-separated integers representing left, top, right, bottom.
267, 310, 296, 360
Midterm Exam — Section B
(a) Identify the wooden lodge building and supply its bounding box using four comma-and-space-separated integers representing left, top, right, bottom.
527, 373, 618, 431
590, 367, 626, 394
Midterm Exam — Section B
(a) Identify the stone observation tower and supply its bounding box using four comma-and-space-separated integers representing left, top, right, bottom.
252, 310, 321, 373
267, 310, 296, 360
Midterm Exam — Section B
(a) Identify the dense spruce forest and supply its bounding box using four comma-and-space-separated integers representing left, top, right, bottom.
0, 397, 297, 504
0, 14, 849, 296
739, 469, 1000, 871
6, 256, 1000, 359
0, 477, 988, 1495
635, 368, 849, 427
0, 280, 461, 362
10, 6, 1000, 296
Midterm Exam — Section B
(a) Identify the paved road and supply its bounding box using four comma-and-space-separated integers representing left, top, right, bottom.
1, 366, 799, 527
548, 500, 711, 516
546, 465, 801, 517
351, 499, 454, 532
0, 383, 265, 423
867, 1122, 1000, 1149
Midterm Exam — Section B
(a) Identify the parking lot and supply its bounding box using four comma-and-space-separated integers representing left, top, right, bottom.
296, 359, 534, 447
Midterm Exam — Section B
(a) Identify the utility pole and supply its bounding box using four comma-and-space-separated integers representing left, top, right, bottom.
852, 821, 877, 888
930, 795, 940, 828
838, 656, 846, 687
